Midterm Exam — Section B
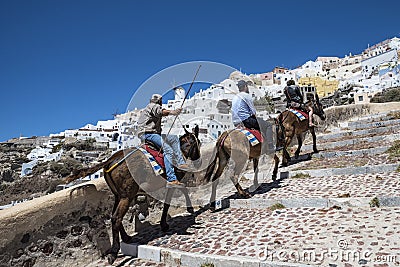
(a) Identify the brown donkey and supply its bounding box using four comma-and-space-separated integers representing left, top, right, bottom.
278, 94, 326, 166
204, 120, 284, 209
64, 126, 201, 264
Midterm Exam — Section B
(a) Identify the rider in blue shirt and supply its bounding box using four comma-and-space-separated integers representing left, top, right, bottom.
231, 80, 260, 131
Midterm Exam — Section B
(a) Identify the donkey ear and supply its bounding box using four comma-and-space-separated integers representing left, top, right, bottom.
183, 126, 190, 134
192, 125, 199, 137
315, 93, 320, 102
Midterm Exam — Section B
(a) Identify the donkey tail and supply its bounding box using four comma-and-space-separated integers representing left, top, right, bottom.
64, 160, 109, 184
204, 148, 219, 183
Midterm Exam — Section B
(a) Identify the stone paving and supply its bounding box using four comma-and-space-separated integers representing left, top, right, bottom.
292, 152, 398, 170
139, 207, 400, 266
90, 112, 400, 266
249, 171, 400, 200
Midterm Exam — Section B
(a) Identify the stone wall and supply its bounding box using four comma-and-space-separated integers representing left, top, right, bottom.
315, 102, 400, 131
0, 180, 119, 267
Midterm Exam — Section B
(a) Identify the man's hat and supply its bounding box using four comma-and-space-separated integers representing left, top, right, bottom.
150, 94, 162, 103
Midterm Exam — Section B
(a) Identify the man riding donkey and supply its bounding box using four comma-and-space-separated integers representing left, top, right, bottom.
204, 80, 281, 209
277, 79, 326, 166
284, 79, 316, 127
137, 93, 191, 188
232, 80, 261, 130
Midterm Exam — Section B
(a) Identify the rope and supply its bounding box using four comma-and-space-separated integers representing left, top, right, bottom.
104, 148, 139, 173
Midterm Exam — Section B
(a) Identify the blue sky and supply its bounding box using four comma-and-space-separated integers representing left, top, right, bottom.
0, 0, 399, 142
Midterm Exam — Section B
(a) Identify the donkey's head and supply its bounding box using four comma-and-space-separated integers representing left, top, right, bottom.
311, 94, 326, 121
179, 125, 201, 161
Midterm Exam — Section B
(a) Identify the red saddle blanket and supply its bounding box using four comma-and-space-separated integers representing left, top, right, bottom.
142, 144, 165, 169
290, 108, 309, 119
247, 128, 263, 143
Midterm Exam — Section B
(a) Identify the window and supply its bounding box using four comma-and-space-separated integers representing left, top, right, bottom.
358, 96, 364, 102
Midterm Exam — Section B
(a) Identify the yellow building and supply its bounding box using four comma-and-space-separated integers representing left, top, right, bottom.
298, 77, 339, 97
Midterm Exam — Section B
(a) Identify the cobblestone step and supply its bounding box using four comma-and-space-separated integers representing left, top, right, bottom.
313, 125, 400, 142
127, 206, 400, 266
302, 133, 400, 151
230, 196, 400, 209
346, 112, 393, 124
289, 163, 399, 178
312, 146, 390, 159
339, 118, 400, 131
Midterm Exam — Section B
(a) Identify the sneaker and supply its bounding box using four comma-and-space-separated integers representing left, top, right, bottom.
166, 180, 186, 188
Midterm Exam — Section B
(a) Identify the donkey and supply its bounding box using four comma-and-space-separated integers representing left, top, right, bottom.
204, 120, 284, 209
278, 94, 326, 166
64, 126, 201, 264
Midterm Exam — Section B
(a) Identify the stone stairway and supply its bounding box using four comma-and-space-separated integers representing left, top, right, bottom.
93, 112, 400, 267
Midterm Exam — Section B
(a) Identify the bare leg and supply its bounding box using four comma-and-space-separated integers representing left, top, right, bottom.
308, 108, 315, 127
310, 127, 319, 153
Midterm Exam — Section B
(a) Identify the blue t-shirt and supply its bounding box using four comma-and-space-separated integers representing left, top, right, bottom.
231, 92, 257, 125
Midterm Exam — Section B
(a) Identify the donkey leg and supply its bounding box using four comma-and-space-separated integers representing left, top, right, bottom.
160, 188, 174, 232
209, 156, 228, 211
108, 196, 132, 244
107, 197, 131, 265
249, 158, 259, 192
230, 175, 251, 198
310, 127, 319, 153
282, 127, 295, 166
179, 187, 194, 214
272, 154, 279, 181
230, 158, 251, 199
209, 179, 219, 212
294, 134, 303, 159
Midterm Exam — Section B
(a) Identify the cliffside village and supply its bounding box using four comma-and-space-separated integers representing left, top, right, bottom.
5, 37, 400, 186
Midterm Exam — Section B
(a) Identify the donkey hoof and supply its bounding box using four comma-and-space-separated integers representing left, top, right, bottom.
107, 253, 117, 265
187, 207, 195, 214
240, 192, 251, 199
272, 175, 277, 182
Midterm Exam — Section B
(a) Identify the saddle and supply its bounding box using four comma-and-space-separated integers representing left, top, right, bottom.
246, 128, 263, 143
141, 139, 187, 176
144, 139, 163, 154
141, 140, 165, 169
289, 107, 308, 120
